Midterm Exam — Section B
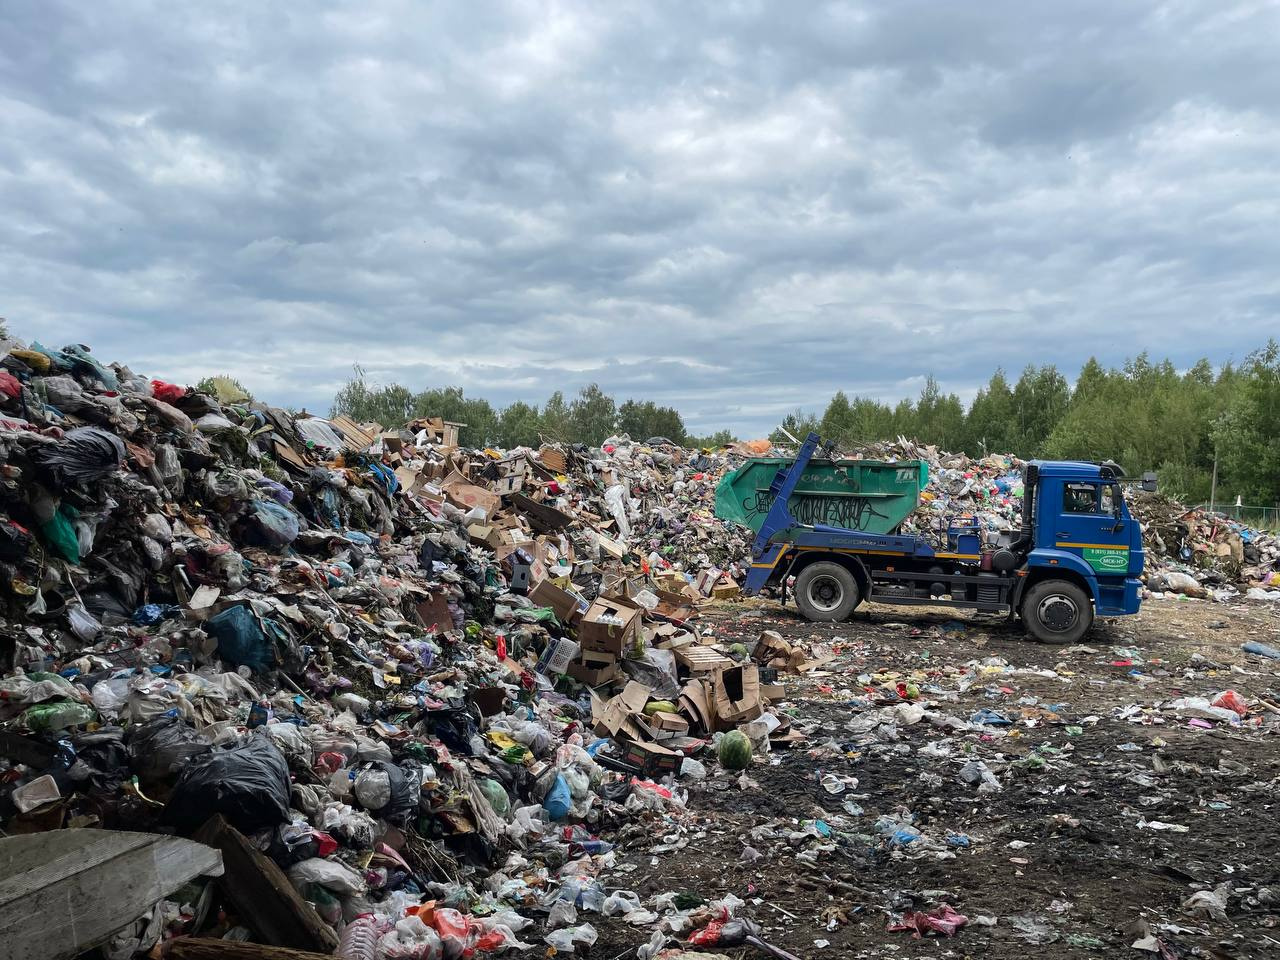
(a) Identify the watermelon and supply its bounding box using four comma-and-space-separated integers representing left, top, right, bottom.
644, 700, 677, 716
718, 730, 753, 770
729, 642, 749, 660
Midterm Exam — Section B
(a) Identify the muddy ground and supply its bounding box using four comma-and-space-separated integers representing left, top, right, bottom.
587, 596, 1280, 960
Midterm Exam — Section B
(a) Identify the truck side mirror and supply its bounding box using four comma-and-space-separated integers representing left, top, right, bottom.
1141, 472, 1157, 493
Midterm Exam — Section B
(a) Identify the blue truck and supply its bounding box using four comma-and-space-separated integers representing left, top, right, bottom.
738, 432, 1152, 643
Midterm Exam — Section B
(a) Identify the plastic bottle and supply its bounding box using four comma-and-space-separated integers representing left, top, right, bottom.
338, 914, 380, 960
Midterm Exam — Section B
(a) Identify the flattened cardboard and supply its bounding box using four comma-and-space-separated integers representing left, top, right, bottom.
591, 680, 651, 738
678, 679, 714, 734
530, 578, 585, 625
415, 592, 454, 631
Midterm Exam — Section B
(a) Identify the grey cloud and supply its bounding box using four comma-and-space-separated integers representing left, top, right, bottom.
1, 0, 1278, 437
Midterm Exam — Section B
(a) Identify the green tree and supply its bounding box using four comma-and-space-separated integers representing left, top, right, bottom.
497, 400, 541, 448
965, 368, 1016, 454
690, 428, 738, 448
1214, 340, 1280, 504
617, 399, 688, 443
567, 384, 618, 445
1010, 364, 1069, 455
539, 391, 573, 442
769, 409, 820, 445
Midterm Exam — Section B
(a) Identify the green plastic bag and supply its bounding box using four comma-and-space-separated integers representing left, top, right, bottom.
23, 700, 97, 731
40, 504, 80, 564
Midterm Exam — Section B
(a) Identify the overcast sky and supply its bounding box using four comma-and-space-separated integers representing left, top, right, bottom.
3, 2, 1278, 436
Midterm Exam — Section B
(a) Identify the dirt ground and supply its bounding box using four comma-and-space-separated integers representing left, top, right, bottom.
587, 596, 1280, 960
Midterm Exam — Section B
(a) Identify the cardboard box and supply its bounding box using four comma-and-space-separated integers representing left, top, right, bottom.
578, 598, 641, 655
646, 711, 689, 735
443, 473, 501, 520
566, 650, 622, 686
618, 739, 681, 776
678, 679, 714, 734
712, 664, 763, 730
710, 579, 740, 600
467, 524, 505, 549
530, 578, 587, 625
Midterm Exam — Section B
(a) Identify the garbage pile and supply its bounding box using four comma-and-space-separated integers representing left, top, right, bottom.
0, 337, 807, 958
1129, 492, 1280, 600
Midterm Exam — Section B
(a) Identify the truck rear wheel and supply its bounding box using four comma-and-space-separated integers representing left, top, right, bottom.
794, 562, 861, 622
1021, 580, 1093, 644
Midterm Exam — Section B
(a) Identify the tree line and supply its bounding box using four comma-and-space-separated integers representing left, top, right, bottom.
330, 342, 1280, 507
330, 368, 730, 450
774, 342, 1280, 507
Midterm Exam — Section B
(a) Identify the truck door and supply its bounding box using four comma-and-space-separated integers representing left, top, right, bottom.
1051, 480, 1129, 575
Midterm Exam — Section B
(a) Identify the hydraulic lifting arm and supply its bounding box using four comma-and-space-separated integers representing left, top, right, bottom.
743, 431, 821, 594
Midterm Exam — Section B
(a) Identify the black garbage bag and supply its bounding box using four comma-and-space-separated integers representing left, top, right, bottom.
127, 714, 212, 782
70, 727, 131, 793
32, 426, 125, 487
352, 760, 415, 823
164, 735, 290, 835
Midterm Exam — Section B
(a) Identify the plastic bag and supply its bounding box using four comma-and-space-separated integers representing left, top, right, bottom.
603, 891, 643, 917
149, 379, 186, 403
542, 773, 572, 820
41, 506, 81, 564
431, 908, 474, 960
288, 856, 367, 896
128, 716, 212, 784
543, 924, 597, 954
477, 778, 512, 819
251, 500, 301, 547
378, 915, 443, 960
65, 609, 101, 647
1211, 690, 1249, 717
354, 761, 415, 822
33, 426, 125, 487
205, 605, 274, 672
164, 735, 291, 834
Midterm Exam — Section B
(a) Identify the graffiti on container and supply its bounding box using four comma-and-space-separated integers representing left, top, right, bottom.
745, 491, 889, 530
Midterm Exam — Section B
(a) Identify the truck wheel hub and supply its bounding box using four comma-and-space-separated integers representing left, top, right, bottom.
1038, 594, 1078, 631
808, 575, 843, 612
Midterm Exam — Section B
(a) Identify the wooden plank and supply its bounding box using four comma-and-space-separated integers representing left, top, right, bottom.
193, 816, 338, 953
169, 939, 339, 960
0, 829, 222, 960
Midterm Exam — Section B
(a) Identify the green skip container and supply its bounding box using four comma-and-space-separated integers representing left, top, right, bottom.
715, 456, 928, 535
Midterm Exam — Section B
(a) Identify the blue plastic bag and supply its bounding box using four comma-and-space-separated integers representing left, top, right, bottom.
251, 500, 300, 547
543, 773, 572, 820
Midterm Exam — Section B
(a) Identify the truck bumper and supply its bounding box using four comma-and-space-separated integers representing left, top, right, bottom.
1096, 577, 1142, 616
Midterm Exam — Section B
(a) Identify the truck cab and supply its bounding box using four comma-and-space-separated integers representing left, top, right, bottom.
732, 433, 1149, 644
1013, 460, 1146, 641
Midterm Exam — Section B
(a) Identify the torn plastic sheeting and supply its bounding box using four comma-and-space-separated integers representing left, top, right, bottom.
887, 903, 969, 938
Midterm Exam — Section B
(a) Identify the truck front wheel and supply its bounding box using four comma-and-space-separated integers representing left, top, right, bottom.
1021, 580, 1093, 644
794, 562, 861, 622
